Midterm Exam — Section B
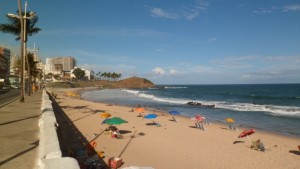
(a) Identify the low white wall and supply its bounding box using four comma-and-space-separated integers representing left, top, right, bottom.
36, 89, 80, 169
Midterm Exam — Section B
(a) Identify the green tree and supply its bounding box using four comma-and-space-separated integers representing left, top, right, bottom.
72, 68, 85, 80
111, 72, 121, 81
0, 11, 41, 41
96, 71, 101, 80
101, 72, 108, 80
27, 52, 40, 85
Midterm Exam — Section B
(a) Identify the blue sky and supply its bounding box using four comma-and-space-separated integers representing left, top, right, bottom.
1, 0, 300, 84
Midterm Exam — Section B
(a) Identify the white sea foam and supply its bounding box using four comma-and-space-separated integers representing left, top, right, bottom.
122, 89, 188, 104
165, 86, 188, 89
122, 89, 140, 95
138, 93, 155, 99
117, 89, 300, 117
215, 102, 300, 117
152, 97, 187, 104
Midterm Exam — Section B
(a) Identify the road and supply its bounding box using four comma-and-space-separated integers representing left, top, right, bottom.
0, 89, 20, 107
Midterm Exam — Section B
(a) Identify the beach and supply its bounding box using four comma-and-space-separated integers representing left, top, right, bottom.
51, 88, 300, 169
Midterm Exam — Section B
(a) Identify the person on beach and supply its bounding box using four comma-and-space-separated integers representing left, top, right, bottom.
229, 123, 236, 130
195, 121, 205, 130
111, 130, 123, 139
251, 139, 265, 152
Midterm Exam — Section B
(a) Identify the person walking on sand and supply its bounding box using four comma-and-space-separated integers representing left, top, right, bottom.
196, 121, 205, 130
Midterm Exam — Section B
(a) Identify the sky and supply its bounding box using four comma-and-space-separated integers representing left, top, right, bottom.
1, 0, 300, 84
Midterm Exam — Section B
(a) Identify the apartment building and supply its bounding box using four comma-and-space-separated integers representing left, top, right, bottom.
0, 47, 10, 79
45, 56, 76, 75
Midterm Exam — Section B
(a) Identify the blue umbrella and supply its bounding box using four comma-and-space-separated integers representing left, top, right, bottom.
144, 114, 158, 119
169, 110, 180, 115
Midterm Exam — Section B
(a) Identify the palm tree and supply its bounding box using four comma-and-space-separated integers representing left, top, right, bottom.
27, 52, 39, 86
0, 6, 41, 101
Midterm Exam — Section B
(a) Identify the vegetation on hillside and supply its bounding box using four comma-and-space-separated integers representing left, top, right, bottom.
46, 77, 154, 89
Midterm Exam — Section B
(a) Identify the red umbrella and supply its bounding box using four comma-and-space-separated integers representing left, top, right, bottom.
195, 115, 205, 121
238, 129, 255, 142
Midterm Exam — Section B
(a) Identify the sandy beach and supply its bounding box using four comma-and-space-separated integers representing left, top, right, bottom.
50, 88, 300, 169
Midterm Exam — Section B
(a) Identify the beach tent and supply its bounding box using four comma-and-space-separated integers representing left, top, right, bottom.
100, 112, 111, 118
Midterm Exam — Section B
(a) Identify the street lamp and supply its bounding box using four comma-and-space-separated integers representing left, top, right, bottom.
7, 1, 35, 102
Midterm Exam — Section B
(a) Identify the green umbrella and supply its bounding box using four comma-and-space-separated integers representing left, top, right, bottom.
104, 117, 127, 125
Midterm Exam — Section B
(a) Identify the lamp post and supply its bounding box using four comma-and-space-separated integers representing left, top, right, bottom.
7, 0, 35, 102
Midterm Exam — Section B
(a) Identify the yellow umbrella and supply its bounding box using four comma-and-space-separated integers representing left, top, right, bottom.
225, 118, 235, 123
65, 91, 79, 98
100, 112, 111, 118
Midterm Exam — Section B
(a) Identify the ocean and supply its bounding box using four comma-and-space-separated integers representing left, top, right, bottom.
82, 84, 300, 137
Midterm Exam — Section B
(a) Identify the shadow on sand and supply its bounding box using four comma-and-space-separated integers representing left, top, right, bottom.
50, 94, 109, 169
289, 150, 300, 155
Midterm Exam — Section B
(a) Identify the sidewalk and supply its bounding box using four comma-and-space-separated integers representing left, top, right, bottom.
0, 90, 42, 169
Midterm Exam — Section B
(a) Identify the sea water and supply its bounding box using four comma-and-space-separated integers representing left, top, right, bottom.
82, 84, 300, 137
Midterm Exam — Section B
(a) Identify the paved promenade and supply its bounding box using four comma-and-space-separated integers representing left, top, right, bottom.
0, 91, 42, 169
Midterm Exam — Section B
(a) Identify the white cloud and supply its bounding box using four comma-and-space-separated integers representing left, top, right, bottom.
283, 4, 300, 12
253, 8, 273, 14
208, 37, 216, 42
150, 0, 209, 20
41, 28, 167, 37
150, 8, 179, 19
242, 68, 300, 80
192, 65, 218, 74
212, 55, 256, 69
152, 67, 166, 75
169, 69, 178, 75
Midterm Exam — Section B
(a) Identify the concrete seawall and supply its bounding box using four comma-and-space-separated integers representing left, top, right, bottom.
36, 89, 80, 169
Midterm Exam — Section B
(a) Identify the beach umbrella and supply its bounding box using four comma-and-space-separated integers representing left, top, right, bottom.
104, 117, 127, 125
191, 115, 205, 121
195, 115, 205, 121
225, 118, 235, 123
135, 107, 145, 113
169, 110, 180, 115
238, 129, 255, 142
144, 114, 158, 119
101, 118, 111, 124
100, 112, 111, 118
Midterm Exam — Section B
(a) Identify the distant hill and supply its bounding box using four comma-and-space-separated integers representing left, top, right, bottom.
47, 77, 155, 89
114, 77, 154, 88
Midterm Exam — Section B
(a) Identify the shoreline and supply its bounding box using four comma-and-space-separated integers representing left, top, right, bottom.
82, 88, 300, 139
50, 87, 300, 169
52, 87, 300, 139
